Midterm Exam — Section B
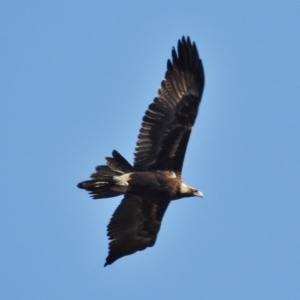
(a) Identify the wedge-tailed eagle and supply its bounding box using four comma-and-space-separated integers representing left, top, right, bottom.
78, 36, 205, 266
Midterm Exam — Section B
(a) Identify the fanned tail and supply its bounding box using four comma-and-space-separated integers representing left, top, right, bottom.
77, 150, 134, 199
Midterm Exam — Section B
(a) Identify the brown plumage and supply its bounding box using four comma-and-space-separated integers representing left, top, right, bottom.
77, 37, 205, 266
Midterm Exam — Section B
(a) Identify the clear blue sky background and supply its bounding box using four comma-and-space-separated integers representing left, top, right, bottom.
1, 1, 299, 299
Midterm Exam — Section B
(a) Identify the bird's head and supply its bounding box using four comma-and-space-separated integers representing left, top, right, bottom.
180, 182, 203, 198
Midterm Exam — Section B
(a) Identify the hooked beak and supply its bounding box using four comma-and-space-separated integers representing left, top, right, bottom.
193, 190, 204, 198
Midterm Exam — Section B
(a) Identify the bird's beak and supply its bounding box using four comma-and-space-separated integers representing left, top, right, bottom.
193, 190, 204, 198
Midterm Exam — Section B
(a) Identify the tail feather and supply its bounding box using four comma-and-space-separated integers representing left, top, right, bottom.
77, 150, 133, 199
105, 150, 134, 174
77, 179, 123, 199
78, 166, 122, 199
91, 165, 120, 179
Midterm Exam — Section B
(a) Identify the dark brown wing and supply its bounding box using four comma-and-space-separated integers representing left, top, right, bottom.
134, 36, 204, 172
105, 193, 170, 266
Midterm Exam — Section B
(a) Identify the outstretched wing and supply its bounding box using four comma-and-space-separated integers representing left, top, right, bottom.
105, 193, 170, 266
134, 36, 204, 173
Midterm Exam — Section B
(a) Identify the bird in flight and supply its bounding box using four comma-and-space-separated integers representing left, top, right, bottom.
78, 36, 205, 266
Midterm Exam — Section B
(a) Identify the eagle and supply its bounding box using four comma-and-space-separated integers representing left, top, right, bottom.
77, 36, 205, 266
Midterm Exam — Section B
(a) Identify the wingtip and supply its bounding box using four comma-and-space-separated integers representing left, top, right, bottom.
179, 36, 191, 45
104, 256, 114, 267
104, 256, 110, 267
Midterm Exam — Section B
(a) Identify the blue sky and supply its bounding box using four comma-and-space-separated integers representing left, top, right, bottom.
1, 1, 300, 299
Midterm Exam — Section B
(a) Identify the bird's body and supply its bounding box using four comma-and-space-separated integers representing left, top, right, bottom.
78, 37, 205, 266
